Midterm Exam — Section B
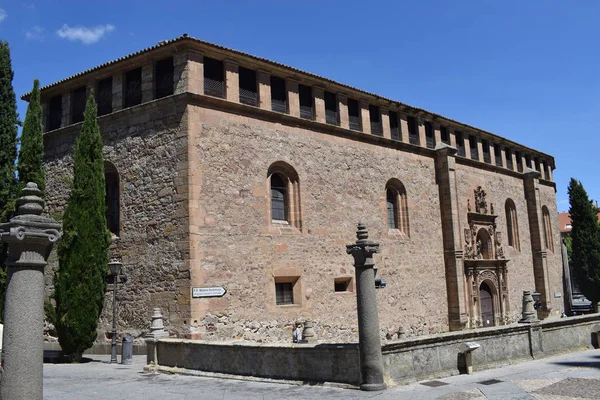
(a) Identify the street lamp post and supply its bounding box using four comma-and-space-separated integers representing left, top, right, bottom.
108, 261, 122, 364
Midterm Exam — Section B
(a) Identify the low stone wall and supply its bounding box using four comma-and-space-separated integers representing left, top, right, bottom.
146, 314, 600, 387
146, 339, 361, 385
383, 314, 600, 386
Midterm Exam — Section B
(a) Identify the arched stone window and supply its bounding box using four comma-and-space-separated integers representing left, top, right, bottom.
542, 206, 554, 252
267, 162, 301, 229
505, 199, 519, 251
385, 179, 409, 235
104, 161, 120, 236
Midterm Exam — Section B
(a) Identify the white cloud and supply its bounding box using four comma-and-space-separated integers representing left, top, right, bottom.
56, 24, 115, 44
0, 8, 7, 22
25, 26, 44, 41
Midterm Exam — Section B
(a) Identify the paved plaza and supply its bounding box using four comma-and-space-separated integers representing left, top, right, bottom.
44, 349, 600, 399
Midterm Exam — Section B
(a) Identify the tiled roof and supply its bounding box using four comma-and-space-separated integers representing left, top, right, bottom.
558, 211, 600, 233
22, 33, 554, 160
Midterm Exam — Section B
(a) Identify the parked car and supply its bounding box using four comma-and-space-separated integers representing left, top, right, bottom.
569, 293, 594, 315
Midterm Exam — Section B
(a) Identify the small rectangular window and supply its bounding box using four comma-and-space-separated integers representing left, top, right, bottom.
124, 67, 142, 108
204, 57, 225, 98
505, 148, 514, 170
515, 151, 523, 172
334, 277, 353, 292
440, 126, 449, 145
48, 95, 62, 131
482, 140, 491, 163
369, 105, 382, 136
324, 91, 338, 125
525, 154, 532, 169
455, 131, 465, 157
275, 282, 294, 305
155, 57, 174, 99
533, 157, 539, 171
271, 76, 287, 113
71, 86, 87, 124
239, 67, 257, 106
407, 116, 419, 145
469, 135, 479, 160
348, 98, 361, 131
389, 111, 400, 141
543, 161, 550, 179
96, 77, 113, 116
494, 144, 502, 166
299, 84, 313, 120
425, 121, 435, 149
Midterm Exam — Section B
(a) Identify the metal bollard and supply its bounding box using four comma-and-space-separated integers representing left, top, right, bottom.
121, 335, 133, 365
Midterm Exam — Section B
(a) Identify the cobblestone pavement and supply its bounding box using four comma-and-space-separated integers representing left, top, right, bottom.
44, 349, 600, 399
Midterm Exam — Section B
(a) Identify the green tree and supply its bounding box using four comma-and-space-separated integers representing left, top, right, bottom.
17, 79, 45, 193
55, 92, 111, 361
0, 40, 20, 322
568, 178, 600, 310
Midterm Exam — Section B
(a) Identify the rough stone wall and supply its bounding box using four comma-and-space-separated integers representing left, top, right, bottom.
454, 164, 564, 321
43, 96, 190, 341
187, 106, 449, 343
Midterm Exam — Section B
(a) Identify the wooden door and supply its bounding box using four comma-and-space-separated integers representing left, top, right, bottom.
480, 282, 495, 327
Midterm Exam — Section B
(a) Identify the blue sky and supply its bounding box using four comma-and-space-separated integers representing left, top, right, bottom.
0, 1, 597, 212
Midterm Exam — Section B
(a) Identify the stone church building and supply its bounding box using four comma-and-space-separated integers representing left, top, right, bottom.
26, 34, 563, 342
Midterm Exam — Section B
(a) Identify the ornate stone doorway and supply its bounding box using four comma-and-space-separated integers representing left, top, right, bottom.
479, 282, 494, 327
463, 186, 510, 328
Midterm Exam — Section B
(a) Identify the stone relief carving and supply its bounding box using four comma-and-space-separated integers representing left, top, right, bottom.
464, 228, 474, 259
474, 186, 488, 214
478, 270, 498, 289
495, 232, 505, 259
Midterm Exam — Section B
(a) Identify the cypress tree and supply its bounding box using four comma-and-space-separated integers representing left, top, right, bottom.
55, 92, 111, 361
17, 79, 45, 193
0, 40, 20, 322
568, 178, 600, 310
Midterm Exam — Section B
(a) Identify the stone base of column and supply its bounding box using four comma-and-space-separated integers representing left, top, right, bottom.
360, 382, 387, 391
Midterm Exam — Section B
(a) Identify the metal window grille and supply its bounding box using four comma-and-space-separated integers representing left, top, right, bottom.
369, 105, 382, 136
239, 67, 257, 106
455, 132, 465, 157
348, 99, 361, 131
516, 151, 523, 172
48, 95, 62, 131
96, 77, 113, 116
155, 57, 174, 99
408, 116, 419, 145
204, 57, 225, 98
440, 126, 449, 144
483, 140, 491, 163
275, 282, 294, 305
469, 135, 479, 160
425, 121, 435, 149
387, 189, 397, 229
105, 173, 120, 236
324, 91, 338, 125
494, 144, 502, 166
389, 111, 400, 141
299, 84, 313, 120
124, 68, 142, 108
506, 149, 514, 170
270, 76, 287, 113
271, 174, 287, 221
71, 86, 87, 124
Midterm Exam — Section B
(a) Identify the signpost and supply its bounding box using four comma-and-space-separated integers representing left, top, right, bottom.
192, 286, 227, 298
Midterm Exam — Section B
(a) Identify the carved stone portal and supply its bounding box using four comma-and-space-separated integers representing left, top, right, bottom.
463, 186, 510, 329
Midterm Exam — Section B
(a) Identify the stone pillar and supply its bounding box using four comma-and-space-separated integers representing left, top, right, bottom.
0, 183, 62, 400
360, 101, 371, 134
523, 168, 552, 318
338, 94, 349, 130
141, 63, 154, 103
287, 79, 300, 118
112, 74, 123, 112
258, 71, 271, 111
434, 143, 469, 330
173, 51, 188, 95
61, 93, 70, 127
313, 86, 326, 124
433, 124, 442, 146
346, 222, 386, 391
417, 117, 427, 148
225, 61, 239, 103
519, 291, 539, 323
381, 108, 391, 139
146, 308, 169, 338
476, 138, 484, 162
188, 50, 204, 95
